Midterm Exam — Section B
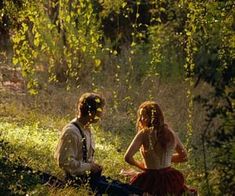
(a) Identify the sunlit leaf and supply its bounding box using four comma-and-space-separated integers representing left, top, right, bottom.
95, 59, 101, 67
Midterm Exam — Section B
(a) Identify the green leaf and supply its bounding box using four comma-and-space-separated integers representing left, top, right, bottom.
34, 38, 40, 47
186, 31, 192, 36
95, 59, 101, 67
66, 15, 71, 23
12, 57, 18, 65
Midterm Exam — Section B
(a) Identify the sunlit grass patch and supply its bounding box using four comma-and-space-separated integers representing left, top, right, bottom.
0, 119, 137, 194
0, 121, 60, 174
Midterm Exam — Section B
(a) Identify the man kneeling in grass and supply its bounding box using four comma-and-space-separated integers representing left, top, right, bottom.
54, 92, 142, 195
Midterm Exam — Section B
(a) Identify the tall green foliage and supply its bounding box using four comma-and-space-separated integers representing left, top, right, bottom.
184, 1, 235, 194
11, 0, 102, 93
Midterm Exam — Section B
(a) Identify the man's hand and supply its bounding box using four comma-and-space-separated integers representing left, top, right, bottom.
90, 162, 103, 174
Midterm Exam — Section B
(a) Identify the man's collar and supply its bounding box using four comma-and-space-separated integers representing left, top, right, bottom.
74, 118, 90, 130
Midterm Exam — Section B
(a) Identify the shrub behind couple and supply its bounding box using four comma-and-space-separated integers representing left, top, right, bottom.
54, 92, 197, 195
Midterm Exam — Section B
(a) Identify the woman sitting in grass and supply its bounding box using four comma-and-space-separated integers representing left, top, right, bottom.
123, 101, 197, 195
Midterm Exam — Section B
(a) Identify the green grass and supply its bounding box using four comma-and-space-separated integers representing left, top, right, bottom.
0, 116, 200, 195
0, 116, 135, 195
0, 82, 206, 195
0, 121, 59, 173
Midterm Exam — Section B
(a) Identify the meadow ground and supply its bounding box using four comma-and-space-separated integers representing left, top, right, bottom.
0, 79, 208, 195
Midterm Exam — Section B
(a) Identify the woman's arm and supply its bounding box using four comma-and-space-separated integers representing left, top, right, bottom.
171, 132, 188, 163
124, 131, 146, 170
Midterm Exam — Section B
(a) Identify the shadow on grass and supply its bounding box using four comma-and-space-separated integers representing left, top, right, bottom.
0, 140, 64, 195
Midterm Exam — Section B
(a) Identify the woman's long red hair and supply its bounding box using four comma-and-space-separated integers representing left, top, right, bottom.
136, 101, 174, 148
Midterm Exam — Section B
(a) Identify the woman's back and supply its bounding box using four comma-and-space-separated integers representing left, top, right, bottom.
141, 126, 176, 169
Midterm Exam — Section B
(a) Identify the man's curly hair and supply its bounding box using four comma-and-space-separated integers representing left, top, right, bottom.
77, 92, 105, 117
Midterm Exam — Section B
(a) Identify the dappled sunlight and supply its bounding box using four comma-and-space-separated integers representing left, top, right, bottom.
0, 0, 234, 195
95, 143, 114, 152
0, 122, 57, 151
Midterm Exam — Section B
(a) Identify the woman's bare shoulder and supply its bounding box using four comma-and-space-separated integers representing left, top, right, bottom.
164, 124, 177, 144
164, 124, 175, 134
139, 128, 151, 134
137, 128, 149, 141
